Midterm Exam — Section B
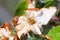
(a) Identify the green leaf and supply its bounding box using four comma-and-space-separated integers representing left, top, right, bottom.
15, 0, 27, 16
36, 0, 55, 8
43, 1, 54, 7
43, 0, 55, 7
43, 0, 54, 4
48, 25, 60, 40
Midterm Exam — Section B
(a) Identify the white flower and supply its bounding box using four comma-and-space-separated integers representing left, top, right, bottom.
16, 6, 57, 39
0, 27, 11, 38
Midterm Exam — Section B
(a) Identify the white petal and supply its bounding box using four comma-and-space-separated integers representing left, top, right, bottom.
31, 23, 42, 35
35, 7, 57, 25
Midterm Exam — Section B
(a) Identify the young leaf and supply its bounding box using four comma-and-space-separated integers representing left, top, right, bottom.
15, 0, 27, 16
48, 25, 60, 40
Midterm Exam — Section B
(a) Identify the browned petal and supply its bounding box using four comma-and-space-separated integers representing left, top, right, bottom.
3, 22, 12, 32
12, 20, 18, 25
0, 25, 4, 28
25, 8, 40, 11
14, 34, 17, 40
2, 36, 9, 40
12, 16, 18, 25
20, 36, 24, 40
